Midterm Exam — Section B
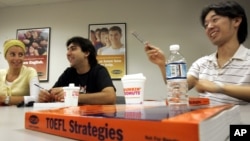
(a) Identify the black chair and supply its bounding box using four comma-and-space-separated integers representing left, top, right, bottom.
116, 96, 126, 104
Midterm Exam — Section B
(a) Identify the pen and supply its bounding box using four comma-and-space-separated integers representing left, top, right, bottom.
131, 30, 153, 50
34, 84, 54, 102
131, 30, 147, 45
34, 84, 51, 93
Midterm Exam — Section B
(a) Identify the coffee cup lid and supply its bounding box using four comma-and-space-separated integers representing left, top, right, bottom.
63, 83, 80, 90
121, 73, 146, 81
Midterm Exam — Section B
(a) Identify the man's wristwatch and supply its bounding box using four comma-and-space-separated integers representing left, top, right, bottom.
4, 96, 10, 105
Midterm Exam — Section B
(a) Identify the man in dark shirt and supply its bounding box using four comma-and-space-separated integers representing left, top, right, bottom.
38, 36, 116, 105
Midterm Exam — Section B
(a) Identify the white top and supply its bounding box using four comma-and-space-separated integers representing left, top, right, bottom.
188, 45, 250, 104
99, 45, 125, 55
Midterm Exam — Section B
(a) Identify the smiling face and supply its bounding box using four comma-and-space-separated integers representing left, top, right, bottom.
103, 34, 111, 46
109, 30, 122, 44
204, 10, 240, 47
5, 46, 25, 69
66, 43, 88, 69
100, 32, 109, 45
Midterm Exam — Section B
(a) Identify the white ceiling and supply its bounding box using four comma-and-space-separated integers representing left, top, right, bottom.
0, 0, 80, 8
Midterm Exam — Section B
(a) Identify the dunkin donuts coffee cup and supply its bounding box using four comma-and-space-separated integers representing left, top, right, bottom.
63, 83, 80, 106
121, 73, 146, 104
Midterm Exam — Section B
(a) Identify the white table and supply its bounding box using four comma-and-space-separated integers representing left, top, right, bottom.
0, 104, 249, 141
0, 106, 76, 141
239, 104, 250, 124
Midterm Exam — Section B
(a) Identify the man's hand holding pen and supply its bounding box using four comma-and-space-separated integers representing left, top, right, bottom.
35, 84, 65, 102
38, 88, 58, 102
50, 88, 65, 102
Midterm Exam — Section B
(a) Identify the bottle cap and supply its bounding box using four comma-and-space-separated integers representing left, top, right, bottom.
170, 44, 180, 51
69, 83, 75, 87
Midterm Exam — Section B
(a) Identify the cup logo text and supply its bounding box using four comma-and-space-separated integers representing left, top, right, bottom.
123, 87, 141, 96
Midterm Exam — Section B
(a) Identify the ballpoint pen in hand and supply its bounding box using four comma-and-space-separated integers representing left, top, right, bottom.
131, 30, 147, 45
34, 84, 54, 102
34, 84, 51, 93
131, 30, 153, 50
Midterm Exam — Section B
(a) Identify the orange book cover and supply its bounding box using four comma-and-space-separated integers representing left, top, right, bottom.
25, 104, 238, 141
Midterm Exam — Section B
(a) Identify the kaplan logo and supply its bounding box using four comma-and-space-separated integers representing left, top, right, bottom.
29, 115, 39, 124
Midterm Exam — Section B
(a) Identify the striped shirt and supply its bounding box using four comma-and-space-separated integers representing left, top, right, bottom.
188, 45, 250, 104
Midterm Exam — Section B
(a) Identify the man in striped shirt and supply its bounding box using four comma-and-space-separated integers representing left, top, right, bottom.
145, 1, 250, 104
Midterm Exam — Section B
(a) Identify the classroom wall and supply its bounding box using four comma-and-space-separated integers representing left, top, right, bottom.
0, 0, 249, 100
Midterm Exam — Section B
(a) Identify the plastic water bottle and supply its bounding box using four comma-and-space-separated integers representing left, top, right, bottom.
165, 44, 188, 105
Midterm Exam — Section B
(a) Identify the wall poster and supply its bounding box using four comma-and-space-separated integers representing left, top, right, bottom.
89, 23, 126, 80
17, 27, 50, 82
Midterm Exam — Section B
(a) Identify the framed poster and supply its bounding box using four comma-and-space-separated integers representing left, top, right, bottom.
88, 23, 126, 80
16, 27, 50, 82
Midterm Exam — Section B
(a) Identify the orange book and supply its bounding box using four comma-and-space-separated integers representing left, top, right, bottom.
25, 103, 240, 141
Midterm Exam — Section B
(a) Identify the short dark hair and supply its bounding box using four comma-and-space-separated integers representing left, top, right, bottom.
109, 26, 122, 34
66, 36, 97, 67
100, 27, 109, 33
200, 0, 248, 44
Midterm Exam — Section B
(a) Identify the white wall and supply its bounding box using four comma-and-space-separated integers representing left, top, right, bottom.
0, 0, 249, 100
